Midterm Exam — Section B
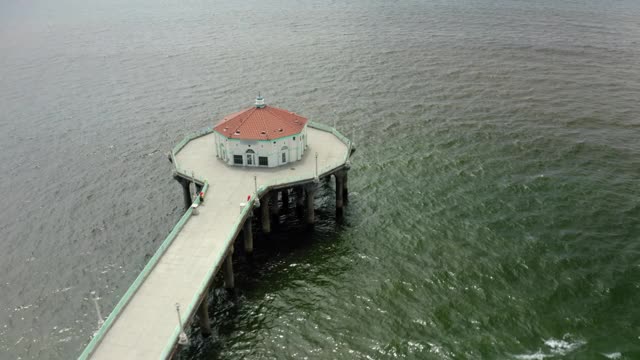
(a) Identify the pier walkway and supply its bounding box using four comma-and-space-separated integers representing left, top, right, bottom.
79, 123, 352, 359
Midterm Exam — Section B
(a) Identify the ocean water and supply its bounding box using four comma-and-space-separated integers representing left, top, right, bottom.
1, 0, 639, 358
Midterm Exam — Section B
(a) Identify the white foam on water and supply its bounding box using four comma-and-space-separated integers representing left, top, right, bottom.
602, 352, 621, 359
513, 350, 551, 360
407, 340, 425, 353
544, 335, 586, 355
513, 334, 586, 359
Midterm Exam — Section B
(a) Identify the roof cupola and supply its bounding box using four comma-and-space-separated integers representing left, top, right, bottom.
255, 94, 265, 108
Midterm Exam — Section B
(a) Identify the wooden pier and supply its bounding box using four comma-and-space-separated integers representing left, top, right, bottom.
78, 123, 353, 359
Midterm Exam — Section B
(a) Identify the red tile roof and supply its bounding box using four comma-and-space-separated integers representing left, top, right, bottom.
214, 105, 308, 140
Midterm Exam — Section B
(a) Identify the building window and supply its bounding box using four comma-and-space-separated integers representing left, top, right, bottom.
259, 157, 268, 166
281, 146, 288, 164
293, 136, 295, 140
233, 155, 243, 165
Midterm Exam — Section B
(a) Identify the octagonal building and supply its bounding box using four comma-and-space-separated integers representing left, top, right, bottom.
213, 96, 309, 167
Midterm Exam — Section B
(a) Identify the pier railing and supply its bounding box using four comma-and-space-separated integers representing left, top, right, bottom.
161, 121, 353, 357
159, 184, 258, 358
170, 126, 214, 180
78, 182, 209, 360
307, 121, 353, 164
170, 122, 352, 178
79, 121, 352, 359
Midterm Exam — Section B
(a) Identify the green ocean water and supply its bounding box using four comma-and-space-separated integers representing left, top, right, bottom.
1, 0, 639, 359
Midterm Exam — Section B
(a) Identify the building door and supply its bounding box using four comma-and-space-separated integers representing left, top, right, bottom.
219, 144, 226, 160
280, 146, 288, 165
246, 149, 255, 166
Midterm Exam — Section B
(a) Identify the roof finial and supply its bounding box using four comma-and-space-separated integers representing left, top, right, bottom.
255, 93, 265, 108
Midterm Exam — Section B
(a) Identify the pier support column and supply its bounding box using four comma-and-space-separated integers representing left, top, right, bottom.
295, 187, 304, 217
189, 180, 198, 199
282, 189, 290, 211
304, 183, 317, 225
243, 217, 253, 254
223, 250, 234, 289
270, 191, 280, 222
335, 170, 345, 218
295, 187, 305, 209
261, 193, 271, 234
197, 293, 212, 336
180, 179, 192, 210
343, 170, 349, 205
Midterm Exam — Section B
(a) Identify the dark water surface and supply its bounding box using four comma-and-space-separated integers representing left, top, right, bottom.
2, 0, 640, 359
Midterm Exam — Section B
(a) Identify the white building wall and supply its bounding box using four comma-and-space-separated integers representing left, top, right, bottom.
213, 125, 307, 168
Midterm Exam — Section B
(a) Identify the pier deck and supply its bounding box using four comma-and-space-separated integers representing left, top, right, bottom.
81, 125, 351, 359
